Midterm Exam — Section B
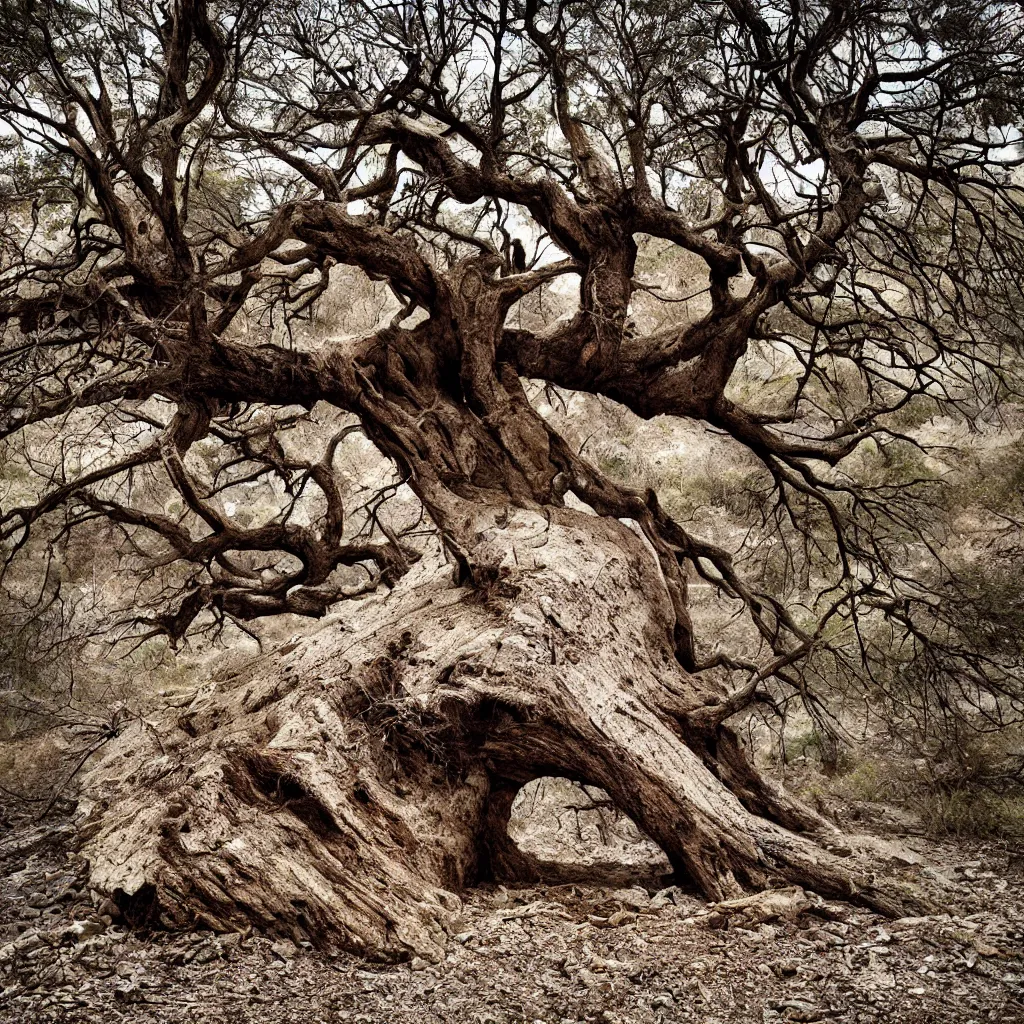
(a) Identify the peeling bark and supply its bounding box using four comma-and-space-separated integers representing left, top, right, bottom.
77, 508, 931, 961
1, 0, 1014, 970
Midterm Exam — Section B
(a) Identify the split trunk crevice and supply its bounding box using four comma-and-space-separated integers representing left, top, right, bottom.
77, 507, 931, 960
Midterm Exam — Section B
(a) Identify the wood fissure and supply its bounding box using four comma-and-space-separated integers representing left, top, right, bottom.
78, 508, 932, 960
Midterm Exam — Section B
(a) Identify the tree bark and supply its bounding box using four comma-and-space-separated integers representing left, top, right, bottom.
76, 506, 929, 961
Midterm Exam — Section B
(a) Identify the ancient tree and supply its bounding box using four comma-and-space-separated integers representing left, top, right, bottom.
2, 0, 1023, 957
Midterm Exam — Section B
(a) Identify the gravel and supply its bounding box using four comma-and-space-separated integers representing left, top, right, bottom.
1, 804, 1021, 1023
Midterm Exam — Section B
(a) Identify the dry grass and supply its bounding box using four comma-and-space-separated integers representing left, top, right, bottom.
785, 725, 1024, 840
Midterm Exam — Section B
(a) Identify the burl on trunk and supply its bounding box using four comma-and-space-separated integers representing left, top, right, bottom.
76, 507, 926, 961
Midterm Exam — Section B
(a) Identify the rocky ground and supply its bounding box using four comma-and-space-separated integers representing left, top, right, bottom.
1, 794, 1022, 1024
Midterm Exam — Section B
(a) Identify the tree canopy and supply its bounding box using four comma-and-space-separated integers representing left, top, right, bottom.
2, 0, 1024, 728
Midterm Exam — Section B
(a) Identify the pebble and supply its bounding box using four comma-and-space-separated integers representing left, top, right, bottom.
0, 808, 1020, 1023
269, 939, 297, 960
65, 920, 104, 943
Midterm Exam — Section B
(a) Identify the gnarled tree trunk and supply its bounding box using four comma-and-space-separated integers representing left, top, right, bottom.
4, 0, 1015, 971
77, 505, 926, 961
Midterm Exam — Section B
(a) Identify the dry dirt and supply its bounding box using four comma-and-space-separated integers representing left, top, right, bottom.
1, 793, 1022, 1024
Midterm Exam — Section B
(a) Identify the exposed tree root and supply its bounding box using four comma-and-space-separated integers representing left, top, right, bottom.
77, 509, 935, 961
